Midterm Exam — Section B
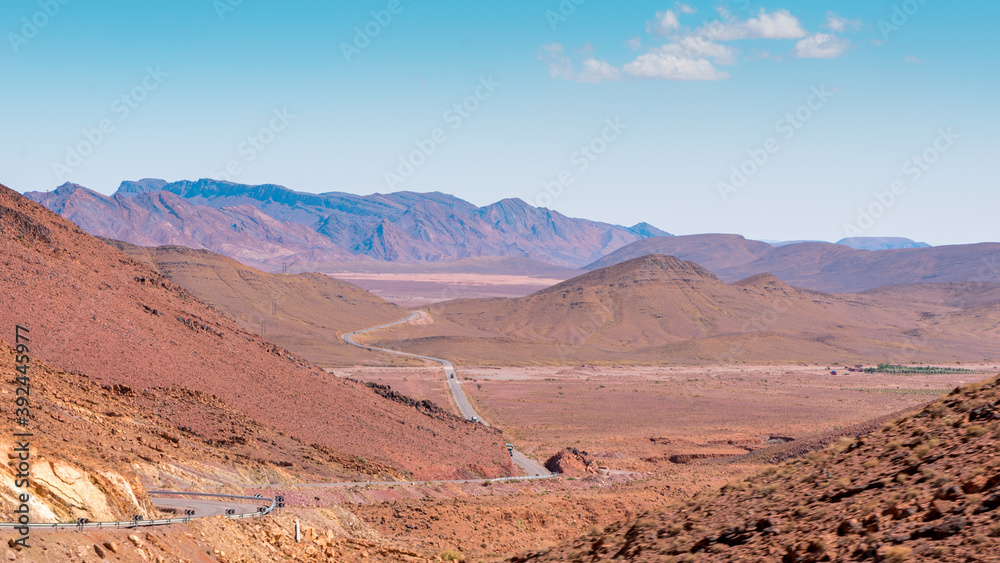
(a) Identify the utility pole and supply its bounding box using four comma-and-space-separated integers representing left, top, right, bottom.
271, 299, 277, 316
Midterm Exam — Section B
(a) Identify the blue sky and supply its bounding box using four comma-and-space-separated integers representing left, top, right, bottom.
2, 0, 997, 244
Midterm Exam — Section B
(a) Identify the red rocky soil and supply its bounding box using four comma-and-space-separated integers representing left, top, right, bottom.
511, 376, 1000, 562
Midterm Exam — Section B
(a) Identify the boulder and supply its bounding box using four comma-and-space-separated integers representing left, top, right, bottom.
544, 448, 595, 477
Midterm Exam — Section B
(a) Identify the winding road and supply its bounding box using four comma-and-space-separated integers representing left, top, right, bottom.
1, 311, 552, 531
343, 312, 552, 477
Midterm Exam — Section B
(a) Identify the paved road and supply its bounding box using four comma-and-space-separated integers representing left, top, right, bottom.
249, 474, 553, 491
0, 492, 274, 531
343, 312, 552, 477
152, 497, 259, 518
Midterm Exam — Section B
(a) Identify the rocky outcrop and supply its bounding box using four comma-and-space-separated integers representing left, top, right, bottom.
544, 448, 597, 477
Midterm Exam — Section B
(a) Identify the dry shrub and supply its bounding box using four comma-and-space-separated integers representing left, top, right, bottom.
882, 546, 912, 562
933, 474, 952, 486
927, 402, 947, 418
832, 437, 854, 453
756, 483, 780, 495
967, 425, 987, 438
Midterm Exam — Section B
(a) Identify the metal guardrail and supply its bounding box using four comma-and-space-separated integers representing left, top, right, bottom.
0, 491, 275, 530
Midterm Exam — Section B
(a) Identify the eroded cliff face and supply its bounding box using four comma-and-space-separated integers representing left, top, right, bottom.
0, 453, 151, 523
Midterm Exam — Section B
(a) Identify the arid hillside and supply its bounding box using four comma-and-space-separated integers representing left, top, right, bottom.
107, 241, 407, 366
0, 184, 513, 481
364, 255, 1000, 365
512, 375, 1000, 562
0, 339, 405, 525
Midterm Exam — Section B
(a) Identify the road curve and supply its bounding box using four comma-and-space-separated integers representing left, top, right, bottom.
343, 312, 552, 477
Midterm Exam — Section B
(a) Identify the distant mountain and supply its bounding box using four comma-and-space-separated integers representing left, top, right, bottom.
586, 235, 1000, 293
27, 183, 354, 272
26, 179, 670, 270
584, 234, 774, 273
836, 236, 931, 251
752, 237, 930, 250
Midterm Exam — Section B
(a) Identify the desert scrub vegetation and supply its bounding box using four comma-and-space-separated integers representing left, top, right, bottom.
880, 546, 913, 562
866, 364, 981, 375
440, 550, 464, 561
966, 425, 987, 439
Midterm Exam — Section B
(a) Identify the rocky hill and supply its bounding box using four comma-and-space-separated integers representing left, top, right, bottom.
363, 254, 1000, 365
25, 180, 669, 270
512, 375, 1000, 561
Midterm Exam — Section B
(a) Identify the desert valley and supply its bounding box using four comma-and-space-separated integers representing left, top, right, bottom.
4, 2, 997, 561
0, 177, 997, 562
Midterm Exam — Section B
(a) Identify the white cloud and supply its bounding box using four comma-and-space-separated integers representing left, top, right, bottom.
699, 9, 807, 41
824, 12, 863, 33
625, 36, 642, 51
676, 3, 695, 14
538, 43, 621, 84
794, 33, 851, 59
904, 54, 925, 64
538, 42, 574, 80
748, 50, 781, 61
668, 36, 738, 65
648, 10, 680, 35
578, 58, 623, 83
624, 52, 729, 81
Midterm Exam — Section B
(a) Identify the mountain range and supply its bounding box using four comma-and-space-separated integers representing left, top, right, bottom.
25, 180, 1000, 299
26, 180, 669, 270
586, 234, 1000, 293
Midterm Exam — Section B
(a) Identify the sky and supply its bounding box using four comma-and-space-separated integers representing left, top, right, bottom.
2, 0, 997, 245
